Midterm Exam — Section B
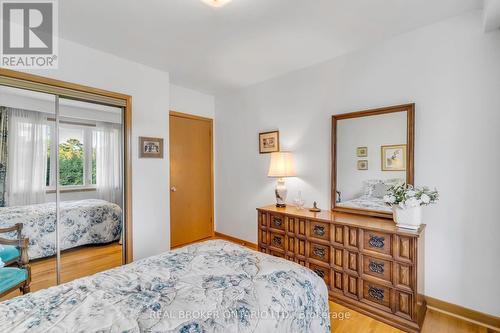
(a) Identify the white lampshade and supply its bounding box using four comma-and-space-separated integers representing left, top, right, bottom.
268, 152, 296, 178
200, 0, 232, 7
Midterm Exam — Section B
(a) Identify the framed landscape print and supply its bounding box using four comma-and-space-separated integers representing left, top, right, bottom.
381, 144, 406, 171
259, 130, 280, 154
357, 160, 368, 170
357, 146, 368, 157
139, 136, 164, 158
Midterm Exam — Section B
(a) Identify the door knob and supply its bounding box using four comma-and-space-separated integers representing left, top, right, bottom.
170, 186, 177, 192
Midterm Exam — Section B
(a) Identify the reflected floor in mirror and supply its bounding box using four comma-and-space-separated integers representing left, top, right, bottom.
0, 242, 122, 301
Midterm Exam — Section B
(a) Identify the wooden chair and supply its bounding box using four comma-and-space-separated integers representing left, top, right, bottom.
0, 223, 31, 298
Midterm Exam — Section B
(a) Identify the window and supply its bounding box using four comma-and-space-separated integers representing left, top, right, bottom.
46, 122, 97, 188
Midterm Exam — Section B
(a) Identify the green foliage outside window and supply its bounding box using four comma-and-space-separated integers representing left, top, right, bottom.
45, 138, 97, 187
59, 138, 84, 186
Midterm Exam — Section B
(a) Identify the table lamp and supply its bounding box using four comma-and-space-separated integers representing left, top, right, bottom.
268, 152, 296, 207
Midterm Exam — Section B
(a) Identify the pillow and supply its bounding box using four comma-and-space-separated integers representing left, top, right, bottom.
372, 182, 387, 198
384, 178, 405, 188
362, 179, 383, 198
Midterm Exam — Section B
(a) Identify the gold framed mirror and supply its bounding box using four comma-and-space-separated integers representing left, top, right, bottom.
331, 104, 415, 218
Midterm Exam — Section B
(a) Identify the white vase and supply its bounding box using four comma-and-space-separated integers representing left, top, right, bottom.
275, 178, 288, 207
392, 206, 422, 230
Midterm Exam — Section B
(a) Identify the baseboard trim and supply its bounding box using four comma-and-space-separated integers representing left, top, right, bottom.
214, 232, 258, 250
425, 296, 500, 331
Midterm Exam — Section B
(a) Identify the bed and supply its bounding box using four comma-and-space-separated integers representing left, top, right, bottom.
337, 195, 391, 212
337, 178, 404, 213
0, 199, 122, 260
0, 240, 330, 333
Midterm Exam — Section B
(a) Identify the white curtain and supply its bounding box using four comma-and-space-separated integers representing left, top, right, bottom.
93, 123, 122, 206
6, 108, 49, 206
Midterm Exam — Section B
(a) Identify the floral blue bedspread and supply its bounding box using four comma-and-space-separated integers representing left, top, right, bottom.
0, 240, 330, 333
0, 199, 122, 260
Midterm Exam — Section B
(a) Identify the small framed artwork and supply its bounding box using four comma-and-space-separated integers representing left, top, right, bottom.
139, 137, 164, 158
357, 160, 368, 170
259, 130, 280, 154
357, 147, 368, 157
381, 144, 407, 171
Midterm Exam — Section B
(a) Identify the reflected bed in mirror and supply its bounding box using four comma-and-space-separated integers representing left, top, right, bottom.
332, 104, 414, 218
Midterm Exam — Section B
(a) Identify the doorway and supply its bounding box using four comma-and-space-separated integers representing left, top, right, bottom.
169, 111, 214, 248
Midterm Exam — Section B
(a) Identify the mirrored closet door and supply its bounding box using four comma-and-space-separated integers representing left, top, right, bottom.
57, 98, 124, 281
0, 77, 127, 301
0, 85, 58, 292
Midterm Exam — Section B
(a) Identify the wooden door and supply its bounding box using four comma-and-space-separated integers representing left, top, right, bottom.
169, 112, 214, 248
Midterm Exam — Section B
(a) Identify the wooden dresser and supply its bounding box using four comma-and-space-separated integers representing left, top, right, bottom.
257, 205, 426, 333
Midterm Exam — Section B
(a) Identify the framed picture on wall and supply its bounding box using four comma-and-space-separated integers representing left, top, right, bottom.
381, 144, 406, 171
357, 160, 368, 170
259, 130, 280, 154
357, 147, 368, 157
139, 136, 164, 158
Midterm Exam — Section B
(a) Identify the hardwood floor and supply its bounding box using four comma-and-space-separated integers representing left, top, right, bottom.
329, 301, 492, 333
1, 238, 495, 333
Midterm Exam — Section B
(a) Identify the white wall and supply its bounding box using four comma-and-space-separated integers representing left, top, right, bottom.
170, 84, 215, 119
23, 38, 171, 260
215, 10, 500, 316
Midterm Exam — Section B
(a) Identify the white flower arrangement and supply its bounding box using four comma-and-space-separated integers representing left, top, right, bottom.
383, 184, 439, 209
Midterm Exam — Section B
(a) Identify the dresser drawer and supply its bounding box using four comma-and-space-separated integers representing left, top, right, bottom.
309, 263, 330, 286
394, 263, 413, 292
332, 247, 343, 270
345, 250, 359, 274
331, 269, 343, 294
269, 249, 285, 258
308, 242, 330, 264
332, 225, 344, 246
286, 236, 296, 253
362, 255, 392, 284
269, 214, 285, 231
269, 232, 285, 250
395, 290, 414, 320
395, 235, 414, 263
345, 227, 359, 249
362, 281, 392, 311
258, 228, 269, 246
344, 274, 360, 300
309, 221, 330, 241
258, 211, 267, 228
363, 231, 392, 257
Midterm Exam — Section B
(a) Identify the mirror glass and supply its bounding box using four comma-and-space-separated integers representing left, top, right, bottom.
335, 110, 409, 215
0, 85, 58, 294
57, 98, 124, 282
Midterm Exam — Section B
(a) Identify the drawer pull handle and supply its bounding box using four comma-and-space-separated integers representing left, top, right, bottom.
368, 234, 385, 249
272, 236, 282, 246
272, 217, 283, 227
368, 286, 385, 301
313, 225, 325, 237
313, 268, 325, 279
368, 260, 385, 274
313, 247, 326, 258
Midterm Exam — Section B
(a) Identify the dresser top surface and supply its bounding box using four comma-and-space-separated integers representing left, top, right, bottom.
257, 204, 425, 236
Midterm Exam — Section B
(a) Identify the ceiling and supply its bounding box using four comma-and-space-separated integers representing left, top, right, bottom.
59, 0, 482, 94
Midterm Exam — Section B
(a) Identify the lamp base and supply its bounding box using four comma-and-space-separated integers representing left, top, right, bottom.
275, 178, 288, 207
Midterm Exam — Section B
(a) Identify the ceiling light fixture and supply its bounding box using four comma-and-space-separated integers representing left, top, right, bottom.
201, 0, 232, 8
